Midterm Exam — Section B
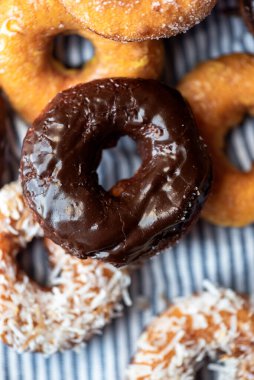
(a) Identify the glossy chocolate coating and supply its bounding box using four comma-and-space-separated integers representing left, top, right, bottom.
240, 0, 254, 34
21, 79, 211, 267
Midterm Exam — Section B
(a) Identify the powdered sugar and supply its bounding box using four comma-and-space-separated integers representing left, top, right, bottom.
62, 0, 216, 41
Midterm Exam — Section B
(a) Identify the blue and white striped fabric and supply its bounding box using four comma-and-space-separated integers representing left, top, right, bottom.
2, 1, 254, 379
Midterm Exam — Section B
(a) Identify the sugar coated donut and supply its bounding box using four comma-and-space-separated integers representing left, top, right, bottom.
21, 78, 212, 267
127, 281, 254, 379
60, 0, 217, 42
0, 181, 131, 354
240, 0, 254, 34
0, 0, 164, 123
178, 53, 254, 227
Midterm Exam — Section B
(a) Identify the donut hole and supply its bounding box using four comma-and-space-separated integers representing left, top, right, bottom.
52, 34, 95, 70
195, 359, 219, 379
97, 135, 142, 191
16, 238, 50, 286
225, 116, 254, 172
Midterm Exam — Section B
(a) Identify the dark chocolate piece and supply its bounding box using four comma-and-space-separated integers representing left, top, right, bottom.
21, 79, 212, 267
240, 0, 254, 34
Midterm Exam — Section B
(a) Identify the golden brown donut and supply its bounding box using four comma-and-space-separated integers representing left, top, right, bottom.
127, 282, 254, 379
178, 53, 254, 227
60, 0, 217, 42
0, 0, 164, 123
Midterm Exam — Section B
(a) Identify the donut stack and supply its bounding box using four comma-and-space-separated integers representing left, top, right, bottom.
0, 0, 253, 378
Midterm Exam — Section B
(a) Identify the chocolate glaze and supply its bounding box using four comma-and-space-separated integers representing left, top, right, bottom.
240, 0, 254, 34
21, 79, 212, 267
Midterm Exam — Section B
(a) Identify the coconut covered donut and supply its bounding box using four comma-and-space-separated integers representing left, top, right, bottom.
60, 0, 217, 42
127, 282, 254, 380
0, 181, 131, 354
0, 93, 9, 185
0, 0, 164, 123
178, 53, 254, 227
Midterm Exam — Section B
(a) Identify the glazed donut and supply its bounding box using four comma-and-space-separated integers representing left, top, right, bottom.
240, 0, 254, 34
60, 0, 217, 42
127, 282, 254, 379
0, 0, 164, 123
21, 78, 212, 267
0, 181, 131, 354
178, 53, 254, 227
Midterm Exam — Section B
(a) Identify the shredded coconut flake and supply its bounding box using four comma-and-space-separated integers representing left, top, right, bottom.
0, 182, 131, 355
127, 281, 254, 379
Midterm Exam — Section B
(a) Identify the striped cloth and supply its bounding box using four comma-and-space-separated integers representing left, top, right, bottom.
2, 1, 254, 379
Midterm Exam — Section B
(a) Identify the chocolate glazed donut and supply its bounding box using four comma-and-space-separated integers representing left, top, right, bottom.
240, 0, 254, 33
21, 79, 212, 267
